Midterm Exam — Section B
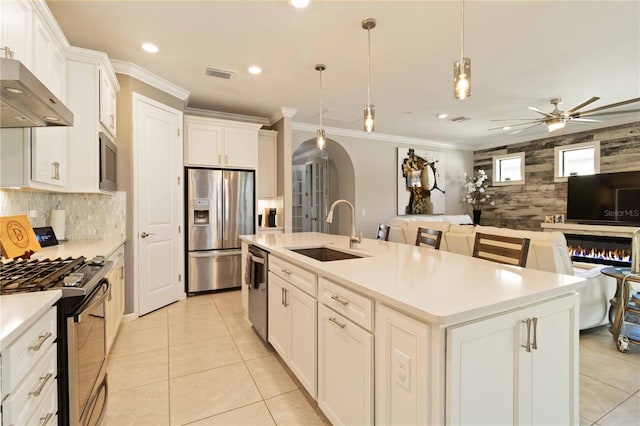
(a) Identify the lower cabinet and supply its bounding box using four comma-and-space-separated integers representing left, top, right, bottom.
105, 244, 125, 353
267, 272, 317, 397
447, 294, 579, 425
318, 303, 373, 426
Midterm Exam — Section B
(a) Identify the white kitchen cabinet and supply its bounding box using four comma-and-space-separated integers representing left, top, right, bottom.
99, 68, 117, 137
184, 115, 260, 168
0, 0, 32, 66
318, 303, 373, 426
267, 271, 317, 398
105, 243, 125, 354
447, 294, 579, 425
65, 48, 119, 193
375, 304, 430, 426
257, 129, 277, 198
30, 128, 66, 187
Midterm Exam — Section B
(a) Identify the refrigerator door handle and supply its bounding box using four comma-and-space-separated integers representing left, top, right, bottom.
189, 250, 241, 258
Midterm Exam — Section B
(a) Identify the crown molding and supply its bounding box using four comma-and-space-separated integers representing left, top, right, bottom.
33, 0, 70, 50
291, 121, 466, 150
111, 60, 190, 101
269, 107, 298, 125
184, 107, 269, 125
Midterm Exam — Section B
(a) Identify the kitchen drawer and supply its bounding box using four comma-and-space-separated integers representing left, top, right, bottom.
319, 277, 373, 332
1, 306, 57, 397
269, 255, 317, 297
3, 343, 57, 426
24, 375, 58, 426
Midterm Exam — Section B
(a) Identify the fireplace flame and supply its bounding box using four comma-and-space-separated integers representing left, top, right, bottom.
567, 245, 631, 262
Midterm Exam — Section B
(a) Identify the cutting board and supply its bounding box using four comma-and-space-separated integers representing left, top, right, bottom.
0, 214, 41, 259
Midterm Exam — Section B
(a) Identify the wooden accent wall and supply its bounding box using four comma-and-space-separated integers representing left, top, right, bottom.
472, 122, 640, 231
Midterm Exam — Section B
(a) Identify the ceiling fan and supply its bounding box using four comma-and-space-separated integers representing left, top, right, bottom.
489, 97, 640, 134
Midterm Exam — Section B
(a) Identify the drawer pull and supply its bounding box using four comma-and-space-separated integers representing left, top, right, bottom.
29, 372, 53, 397
29, 331, 53, 351
328, 317, 347, 329
281, 268, 292, 275
40, 412, 54, 426
330, 294, 350, 306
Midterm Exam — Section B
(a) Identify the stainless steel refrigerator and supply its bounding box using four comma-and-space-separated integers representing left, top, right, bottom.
186, 168, 254, 293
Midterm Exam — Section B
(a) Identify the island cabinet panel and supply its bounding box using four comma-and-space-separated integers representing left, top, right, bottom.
447, 294, 579, 426
267, 271, 317, 398
318, 303, 373, 426
375, 304, 430, 426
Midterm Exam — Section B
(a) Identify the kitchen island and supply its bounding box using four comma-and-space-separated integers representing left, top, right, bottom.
241, 232, 585, 425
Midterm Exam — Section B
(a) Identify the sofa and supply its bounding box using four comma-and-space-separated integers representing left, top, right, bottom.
388, 217, 616, 330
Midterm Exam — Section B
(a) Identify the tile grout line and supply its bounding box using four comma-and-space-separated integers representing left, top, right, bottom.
592, 391, 640, 425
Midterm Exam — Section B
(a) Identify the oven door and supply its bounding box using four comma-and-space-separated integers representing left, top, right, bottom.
67, 278, 111, 426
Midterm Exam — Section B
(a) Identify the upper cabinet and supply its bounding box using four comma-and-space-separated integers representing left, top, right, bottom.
65, 47, 119, 193
0, 0, 32, 67
258, 129, 277, 198
184, 115, 261, 169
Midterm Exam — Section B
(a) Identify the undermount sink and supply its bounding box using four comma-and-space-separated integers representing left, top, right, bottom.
289, 247, 364, 262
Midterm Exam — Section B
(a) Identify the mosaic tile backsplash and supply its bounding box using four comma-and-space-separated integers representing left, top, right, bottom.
0, 190, 126, 240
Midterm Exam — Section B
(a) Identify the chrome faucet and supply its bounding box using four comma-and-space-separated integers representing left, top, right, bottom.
325, 199, 361, 249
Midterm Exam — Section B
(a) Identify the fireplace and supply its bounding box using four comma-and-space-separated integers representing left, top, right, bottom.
565, 233, 632, 267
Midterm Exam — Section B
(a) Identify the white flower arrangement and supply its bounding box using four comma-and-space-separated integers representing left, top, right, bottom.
462, 169, 495, 210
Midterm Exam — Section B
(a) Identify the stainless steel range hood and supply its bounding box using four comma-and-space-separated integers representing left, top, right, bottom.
1, 57, 73, 128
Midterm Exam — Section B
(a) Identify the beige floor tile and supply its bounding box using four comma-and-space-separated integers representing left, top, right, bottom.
265, 389, 330, 426
169, 335, 242, 378
580, 416, 596, 426
107, 347, 168, 392
245, 354, 298, 399
170, 363, 262, 425
580, 336, 640, 394
212, 291, 245, 316
232, 329, 274, 361
579, 374, 632, 422
598, 393, 640, 426
111, 325, 168, 357
185, 401, 275, 426
102, 380, 169, 426
168, 300, 221, 321
120, 308, 167, 333
168, 317, 229, 346
223, 311, 253, 335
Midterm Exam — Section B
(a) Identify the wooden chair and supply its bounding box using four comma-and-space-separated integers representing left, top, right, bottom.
415, 227, 443, 249
472, 232, 531, 267
376, 223, 390, 241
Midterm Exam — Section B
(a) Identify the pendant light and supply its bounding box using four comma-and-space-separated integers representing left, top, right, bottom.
453, 0, 471, 99
362, 18, 376, 132
315, 64, 326, 150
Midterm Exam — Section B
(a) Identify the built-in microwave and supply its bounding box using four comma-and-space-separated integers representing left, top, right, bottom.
99, 132, 117, 192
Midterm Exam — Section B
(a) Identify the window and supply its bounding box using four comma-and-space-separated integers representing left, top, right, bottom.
493, 152, 525, 185
554, 141, 600, 182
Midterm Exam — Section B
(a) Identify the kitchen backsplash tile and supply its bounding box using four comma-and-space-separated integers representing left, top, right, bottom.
0, 190, 126, 241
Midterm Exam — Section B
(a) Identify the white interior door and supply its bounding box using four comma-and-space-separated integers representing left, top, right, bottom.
133, 93, 184, 315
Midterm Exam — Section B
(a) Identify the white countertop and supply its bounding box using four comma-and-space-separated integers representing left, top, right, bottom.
31, 237, 126, 261
241, 232, 586, 326
0, 291, 61, 347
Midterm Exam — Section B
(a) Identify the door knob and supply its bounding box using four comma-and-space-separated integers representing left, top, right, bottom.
140, 232, 155, 238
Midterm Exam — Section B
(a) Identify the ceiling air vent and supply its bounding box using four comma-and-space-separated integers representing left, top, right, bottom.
450, 116, 471, 123
205, 67, 235, 80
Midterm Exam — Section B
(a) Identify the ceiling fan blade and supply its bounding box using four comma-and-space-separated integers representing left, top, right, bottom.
566, 96, 600, 114
575, 109, 640, 118
570, 118, 601, 123
490, 118, 540, 122
528, 107, 553, 117
510, 123, 543, 134
577, 97, 640, 115
488, 121, 542, 130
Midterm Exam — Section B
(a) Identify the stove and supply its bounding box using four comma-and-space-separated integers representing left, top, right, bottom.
0, 256, 111, 297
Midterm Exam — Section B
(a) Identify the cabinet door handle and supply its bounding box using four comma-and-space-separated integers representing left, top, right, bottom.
29, 372, 53, 397
330, 294, 350, 306
284, 288, 289, 307
218, 154, 222, 164
532, 317, 538, 350
225, 154, 228, 164
29, 331, 53, 351
521, 318, 532, 352
281, 269, 292, 275
40, 412, 54, 426
328, 316, 347, 329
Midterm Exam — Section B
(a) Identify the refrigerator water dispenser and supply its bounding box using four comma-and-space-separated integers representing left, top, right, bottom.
193, 198, 210, 224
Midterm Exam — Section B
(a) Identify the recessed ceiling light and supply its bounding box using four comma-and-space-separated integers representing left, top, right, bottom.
502, 126, 512, 131
142, 43, 159, 53
437, 113, 448, 119
248, 65, 262, 75
290, 0, 310, 8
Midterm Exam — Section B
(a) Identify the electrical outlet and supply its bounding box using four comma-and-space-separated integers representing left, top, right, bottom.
28, 209, 39, 218
393, 348, 411, 391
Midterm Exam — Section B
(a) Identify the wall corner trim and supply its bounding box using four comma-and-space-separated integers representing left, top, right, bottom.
111, 60, 191, 101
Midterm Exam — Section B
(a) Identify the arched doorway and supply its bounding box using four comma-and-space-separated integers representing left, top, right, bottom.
291, 138, 355, 236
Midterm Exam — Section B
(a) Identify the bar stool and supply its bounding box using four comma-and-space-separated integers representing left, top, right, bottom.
376, 223, 390, 241
472, 232, 530, 267
415, 227, 443, 249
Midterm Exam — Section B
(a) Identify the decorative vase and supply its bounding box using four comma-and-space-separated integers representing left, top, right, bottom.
472, 209, 481, 225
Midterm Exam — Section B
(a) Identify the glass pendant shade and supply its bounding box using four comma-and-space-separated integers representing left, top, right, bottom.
363, 104, 375, 132
547, 117, 566, 132
453, 57, 471, 99
316, 128, 326, 150
315, 64, 326, 150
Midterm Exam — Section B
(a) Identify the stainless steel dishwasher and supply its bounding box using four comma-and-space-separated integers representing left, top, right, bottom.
247, 244, 269, 342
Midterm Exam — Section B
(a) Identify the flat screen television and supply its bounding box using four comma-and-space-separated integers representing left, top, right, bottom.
566, 171, 640, 226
